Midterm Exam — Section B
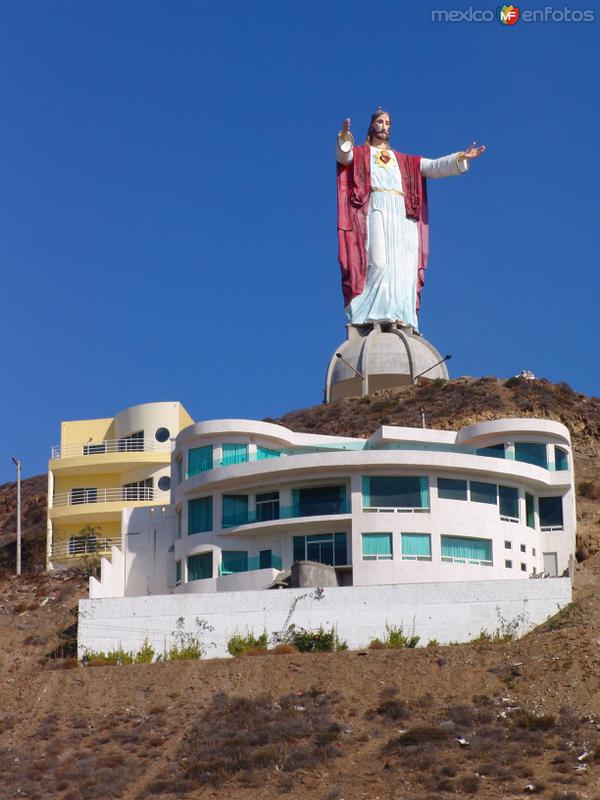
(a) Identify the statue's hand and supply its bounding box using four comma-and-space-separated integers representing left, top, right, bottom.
342, 118, 351, 134
464, 141, 486, 159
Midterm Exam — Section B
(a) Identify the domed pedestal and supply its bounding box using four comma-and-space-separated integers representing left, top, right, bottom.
324, 322, 449, 403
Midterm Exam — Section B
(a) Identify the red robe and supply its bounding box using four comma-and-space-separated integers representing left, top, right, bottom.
337, 144, 429, 313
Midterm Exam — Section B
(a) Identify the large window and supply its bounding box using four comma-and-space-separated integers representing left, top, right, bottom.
177, 458, 183, 484
256, 491, 279, 522
514, 442, 548, 469
476, 444, 505, 459
441, 536, 492, 565
361, 533, 393, 560
363, 477, 429, 509
526, 493, 535, 529
470, 481, 497, 505
188, 445, 213, 477
222, 495, 249, 527
221, 551, 249, 575
539, 497, 564, 531
293, 533, 347, 566
293, 486, 346, 517
499, 486, 519, 521
401, 533, 432, 561
188, 497, 213, 534
188, 552, 213, 581
175, 560, 182, 586
437, 478, 467, 501
176, 509, 182, 540
221, 444, 249, 466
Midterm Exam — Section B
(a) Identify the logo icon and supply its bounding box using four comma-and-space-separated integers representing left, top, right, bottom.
498, 4, 520, 24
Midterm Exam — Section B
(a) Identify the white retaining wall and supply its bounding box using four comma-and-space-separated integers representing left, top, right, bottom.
78, 578, 571, 659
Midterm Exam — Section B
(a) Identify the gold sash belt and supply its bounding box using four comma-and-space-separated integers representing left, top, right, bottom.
371, 187, 404, 196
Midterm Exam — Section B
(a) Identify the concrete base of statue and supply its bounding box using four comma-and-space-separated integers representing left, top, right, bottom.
324, 321, 449, 403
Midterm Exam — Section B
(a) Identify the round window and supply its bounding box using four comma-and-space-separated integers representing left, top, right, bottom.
155, 427, 170, 443
158, 476, 171, 492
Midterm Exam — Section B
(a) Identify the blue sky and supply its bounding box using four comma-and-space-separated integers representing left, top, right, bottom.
1, 0, 598, 481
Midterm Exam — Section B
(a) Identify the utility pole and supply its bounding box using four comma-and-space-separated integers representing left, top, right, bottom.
11, 457, 21, 576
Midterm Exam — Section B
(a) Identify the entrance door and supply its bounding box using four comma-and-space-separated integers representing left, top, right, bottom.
543, 552, 558, 576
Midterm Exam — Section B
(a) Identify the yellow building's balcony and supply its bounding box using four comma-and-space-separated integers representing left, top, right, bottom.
50, 536, 121, 560
52, 486, 155, 507
49, 439, 170, 475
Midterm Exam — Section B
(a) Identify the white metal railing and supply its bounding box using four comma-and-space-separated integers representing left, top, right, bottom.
441, 556, 493, 567
50, 439, 170, 460
51, 537, 121, 559
363, 506, 430, 514
52, 487, 155, 507
541, 525, 564, 532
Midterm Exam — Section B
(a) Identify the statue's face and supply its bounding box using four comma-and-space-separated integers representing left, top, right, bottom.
371, 114, 391, 141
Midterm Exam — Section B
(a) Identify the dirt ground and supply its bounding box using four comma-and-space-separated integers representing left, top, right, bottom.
1, 559, 600, 800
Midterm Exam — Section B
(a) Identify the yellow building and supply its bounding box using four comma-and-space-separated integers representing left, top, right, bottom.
47, 401, 193, 569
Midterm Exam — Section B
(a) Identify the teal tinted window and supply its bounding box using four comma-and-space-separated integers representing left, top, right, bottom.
539, 496, 564, 529
514, 443, 548, 469
470, 481, 497, 505
441, 536, 492, 563
188, 497, 212, 534
526, 493, 535, 529
175, 560, 181, 585
221, 444, 248, 466
188, 552, 213, 581
294, 485, 346, 516
362, 533, 392, 560
292, 533, 347, 566
176, 509, 182, 540
177, 459, 183, 484
188, 445, 213, 476
222, 495, 248, 527
256, 491, 279, 522
364, 477, 429, 508
476, 444, 505, 459
555, 447, 568, 471
401, 533, 432, 559
221, 551, 249, 574
257, 446, 280, 460
499, 486, 519, 520
438, 478, 467, 501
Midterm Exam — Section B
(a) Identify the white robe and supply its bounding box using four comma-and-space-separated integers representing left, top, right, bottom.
336, 140, 468, 330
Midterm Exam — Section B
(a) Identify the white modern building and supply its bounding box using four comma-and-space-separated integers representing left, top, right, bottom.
90, 416, 576, 599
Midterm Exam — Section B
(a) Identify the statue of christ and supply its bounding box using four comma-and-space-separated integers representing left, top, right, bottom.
336, 109, 485, 330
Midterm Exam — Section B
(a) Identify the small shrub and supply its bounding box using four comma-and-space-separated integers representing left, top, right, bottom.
376, 698, 410, 721
510, 710, 555, 731
383, 623, 420, 649
368, 638, 386, 650
459, 774, 481, 794
427, 639, 439, 647
578, 480, 600, 500
227, 630, 268, 657
135, 638, 155, 663
268, 643, 297, 655
384, 726, 450, 750
284, 624, 347, 653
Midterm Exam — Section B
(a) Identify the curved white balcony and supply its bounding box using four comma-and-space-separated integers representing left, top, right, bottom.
51, 537, 121, 559
52, 486, 155, 507
50, 439, 169, 460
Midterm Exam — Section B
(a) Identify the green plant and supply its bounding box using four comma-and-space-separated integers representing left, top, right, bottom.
135, 638, 156, 663
426, 639, 439, 647
227, 630, 268, 657
165, 616, 214, 660
284, 624, 347, 653
384, 623, 420, 649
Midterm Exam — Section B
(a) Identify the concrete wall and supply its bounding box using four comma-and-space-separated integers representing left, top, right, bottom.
79, 577, 571, 659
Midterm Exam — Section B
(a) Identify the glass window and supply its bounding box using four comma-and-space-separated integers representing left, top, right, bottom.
470, 481, 497, 505
504, 541, 512, 549
514, 442, 548, 469
292, 533, 347, 566
539, 497, 564, 530
533, 547, 536, 556
441, 536, 492, 564
221, 551, 249, 575
175, 560, 182, 586
362, 533, 393, 560
555, 447, 569, 471
221, 443, 248, 466
521, 563, 527, 572
176, 509, 182, 540
520, 544, 526, 553
438, 478, 467, 501
525, 493, 535, 529
188, 497, 213, 534
177, 458, 183, 484
188, 445, 213, 476
259, 549, 273, 570
505, 560, 512, 569
188, 552, 213, 581
476, 444, 505, 459
122, 479, 153, 501
401, 533, 432, 561
499, 486, 519, 520
294, 485, 346, 516
117, 431, 144, 452
363, 476, 429, 509
257, 446, 281, 460
222, 495, 248, 527
256, 491, 280, 522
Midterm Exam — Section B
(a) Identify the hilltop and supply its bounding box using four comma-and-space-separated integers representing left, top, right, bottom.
0, 376, 599, 800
